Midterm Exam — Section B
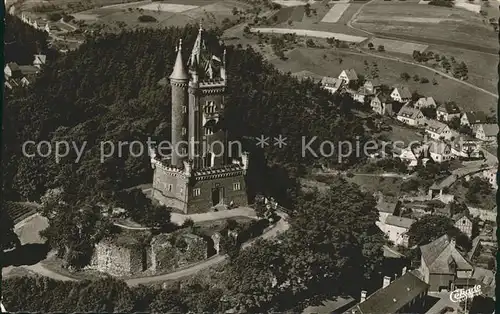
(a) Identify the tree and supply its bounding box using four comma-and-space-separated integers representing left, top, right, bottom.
367, 42, 374, 50
432, 78, 438, 85
421, 106, 437, 119
413, 74, 420, 82
420, 77, 429, 83
407, 215, 467, 247
306, 39, 315, 47
400, 72, 410, 81
326, 37, 335, 46
377, 45, 385, 52
465, 177, 492, 205
0, 202, 21, 251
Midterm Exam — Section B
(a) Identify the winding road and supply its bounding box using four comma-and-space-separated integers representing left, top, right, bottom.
2, 210, 289, 286
346, 0, 498, 99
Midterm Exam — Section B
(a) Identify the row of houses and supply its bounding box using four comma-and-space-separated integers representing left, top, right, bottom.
320, 69, 498, 143
20, 12, 58, 34
4, 54, 47, 90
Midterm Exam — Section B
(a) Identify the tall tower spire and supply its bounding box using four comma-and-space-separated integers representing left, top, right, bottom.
170, 39, 188, 80
170, 38, 189, 167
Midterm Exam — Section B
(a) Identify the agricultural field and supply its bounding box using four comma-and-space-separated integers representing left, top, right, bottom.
365, 37, 428, 55
352, 0, 498, 53
269, 47, 497, 112
251, 27, 367, 42
70, 0, 254, 29
266, 0, 368, 36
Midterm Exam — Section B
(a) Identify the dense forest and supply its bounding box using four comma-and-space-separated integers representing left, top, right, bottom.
4, 14, 57, 64
3, 24, 367, 208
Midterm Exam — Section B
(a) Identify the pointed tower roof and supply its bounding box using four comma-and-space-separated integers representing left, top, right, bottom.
170, 39, 189, 80
188, 23, 204, 68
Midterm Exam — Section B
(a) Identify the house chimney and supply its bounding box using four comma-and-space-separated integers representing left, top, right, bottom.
383, 276, 391, 288
360, 290, 367, 303
402, 266, 407, 276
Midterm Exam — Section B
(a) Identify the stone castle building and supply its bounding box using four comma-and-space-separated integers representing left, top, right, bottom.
150, 26, 249, 214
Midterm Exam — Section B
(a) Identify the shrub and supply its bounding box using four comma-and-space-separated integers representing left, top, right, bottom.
47, 12, 62, 22
420, 77, 429, 83
138, 15, 157, 23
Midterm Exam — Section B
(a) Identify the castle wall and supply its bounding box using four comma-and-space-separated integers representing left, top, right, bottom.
152, 167, 189, 212
90, 242, 135, 276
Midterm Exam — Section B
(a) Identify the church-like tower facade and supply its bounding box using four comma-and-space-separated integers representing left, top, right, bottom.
151, 27, 249, 214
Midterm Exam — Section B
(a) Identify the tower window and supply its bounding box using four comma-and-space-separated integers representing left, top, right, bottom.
182, 106, 187, 114
182, 127, 187, 136
167, 184, 173, 192
205, 101, 216, 114
233, 182, 241, 191
193, 188, 201, 196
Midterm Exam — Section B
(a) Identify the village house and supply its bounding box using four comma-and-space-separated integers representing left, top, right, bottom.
347, 271, 429, 314
426, 141, 452, 163
428, 175, 456, 201
418, 234, 474, 291
351, 85, 374, 103
461, 111, 488, 128
338, 69, 358, 85
376, 200, 400, 224
414, 97, 436, 110
33, 54, 47, 68
424, 120, 453, 141
436, 103, 461, 122
450, 137, 482, 159
4, 62, 22, 80
396, 105, 425, 126
370, 94, 392, 116
474, 124, 498, 141
363, 79, 381, 94
390, 86, 412, 103
321, 76, 345, 94
482, 167, 497, 189
379, 215, 414, 247
453, 213, 473, 238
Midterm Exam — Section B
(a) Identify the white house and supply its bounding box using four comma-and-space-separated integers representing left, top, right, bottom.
436, 103, 461, 122
461, 111, 488, 127
321, 76, 345, 94
379, 215, 414, 247
390, 86, 411, 102
475, 124, 498, 141
370, 94, 392, 116
415, 97, 436, 109
453, 213, 473, 238
33, 54, 47, 68
338, 69, 358, 85
396, 105, 425, 126
482, 167, 497, 189
424, 120, 453, 141
426, 141, 452, 163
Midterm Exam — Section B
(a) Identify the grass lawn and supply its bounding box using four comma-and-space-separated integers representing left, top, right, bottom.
346, 174, 403, 199
379, 121, 423, 144
353, 0, 498, 52
270, 47, 497, 112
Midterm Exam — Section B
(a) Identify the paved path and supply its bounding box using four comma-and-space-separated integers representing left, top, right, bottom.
170, 207, 257, 225
353, 172, 414, 180
346, 0, 498, 98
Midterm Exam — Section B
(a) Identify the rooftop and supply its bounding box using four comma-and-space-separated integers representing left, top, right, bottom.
347, 272, 429, 314
385, 215, 414, 229
420, 234, 473, 273
376, 201, 398, 214
464, 111, 488, 124
397, 105, 422, 120
479, 124, 498, 137
425, 120, 449, 134
393, 86, 412, 99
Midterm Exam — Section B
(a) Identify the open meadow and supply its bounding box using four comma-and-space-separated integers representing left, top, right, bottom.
269, 47, 497, 112
352, 0, 498, 53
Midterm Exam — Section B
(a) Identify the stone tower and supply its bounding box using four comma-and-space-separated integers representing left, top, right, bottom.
151, 26, 249, 214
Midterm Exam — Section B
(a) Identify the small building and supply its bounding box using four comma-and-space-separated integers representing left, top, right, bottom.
351, 85, 374, 103
321, 76, 345, 94
370, 94, 392, 116
363, 79, 381, 94
347, 271, 429, 314
338, 69, 358, 85
428, 175, 457, 200
393, 146, 419, 167
396, 105, 425, 126
4, 62, 21, 79
380, 215, 414, 247
474, 124, 498, 141
390, 86, 411, 103
453, 213, 473, 238
461, 111, 488, 127
436, 103, 461, 122
415, 97, 436, 109
418, 234, 474, 291
424, 120, 453, 141
18, 65, 39, 77
426, 141, 452, 163
33, 54, 47, 68
482, 167, 497, 189
376, 201, 400, 224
